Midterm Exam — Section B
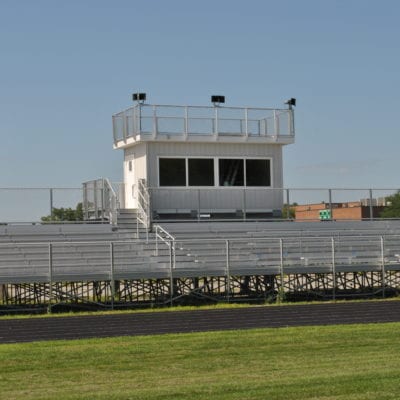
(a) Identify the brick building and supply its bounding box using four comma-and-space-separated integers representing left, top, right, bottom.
294, 201, 385, 221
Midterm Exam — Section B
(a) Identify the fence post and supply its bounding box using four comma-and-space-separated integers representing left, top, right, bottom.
110, 242, 115, 310
286, 189, 290, 219
197, 189, 201, 221
279, 238, 284, 297
328, 189, 333, 221
369, 189, 374, 221
226, 240, 230, 302
381, 236, 386, 298
331, 237, 336, 301
243, 189, 246, 221
48, 243, 53, 313
49, 188, 54, 220
169, 244, 173, 306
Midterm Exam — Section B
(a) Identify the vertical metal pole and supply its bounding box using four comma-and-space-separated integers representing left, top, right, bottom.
155, 227, 159, 256
197, 189, 201, 221
226, 240, 230, 302
94, 180, 98, 219
110, 242, 115, 310
286, 189, 290, 220
169, 244, 173, 306
48, 243, 53, 313
101, 179, 106, 222
381, 236, 386, 298
331, 237, 336, 301
243, 189, 246, 221
328, 189, 333, 221
184, 106, 189, 138
49, 188, 54, 220
214, 107, 218, 138
279, 238, 284, 298
245, 108, 248, 137
369, 189, 374, 221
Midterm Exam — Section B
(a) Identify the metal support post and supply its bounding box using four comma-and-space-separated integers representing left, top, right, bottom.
381, 236, 386, 298
243, 189, 247, 221
286, 189, 290, 219
331, 237, 336, 301
226, 240, 230, 302
197, 189, 201, 221
110, 242, 115, 310
328, 189, 333, 221
49, 188, 54, 220
369, 189, 374, 220
48, 243, 53, 313
278, 239, 285, 301
169, 244, 173, 306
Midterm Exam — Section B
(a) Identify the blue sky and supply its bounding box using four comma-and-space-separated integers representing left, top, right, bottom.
1, 0, 399, 189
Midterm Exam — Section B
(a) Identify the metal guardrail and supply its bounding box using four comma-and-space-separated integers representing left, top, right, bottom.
82, 178, 119, 225
137, 179, 151, 238
112, 104, 294, 142
0, 185, 399, 224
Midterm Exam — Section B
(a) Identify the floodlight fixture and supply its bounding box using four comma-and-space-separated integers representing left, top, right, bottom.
132, 92, 146, 103
211, 95, 225, 106
285, 98, 296, 109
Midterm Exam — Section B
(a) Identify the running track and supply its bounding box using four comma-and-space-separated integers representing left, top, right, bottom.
1, 301, 400, 344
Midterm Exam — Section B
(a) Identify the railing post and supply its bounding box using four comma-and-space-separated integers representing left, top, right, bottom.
226, 240, 230, 302
381, 236, 386, 298
243, 189, 246, 221
197, 189, 201, 221
328, 189, 333, 221
331, 237, 336, 301
49, 188, 54, 220
169, 243, 173, 306
214, 107, 218, 138
245, 108, 249, 137
279, 238, 284, 281
152, 105, 157, 139
155, 226, 159, 256
48, 243, 53, 313
184, 106, 189, 139
110, 242, 115, 310
369, 189, 374, 221
286, 189, 290, 220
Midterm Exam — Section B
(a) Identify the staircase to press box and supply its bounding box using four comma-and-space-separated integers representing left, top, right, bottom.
117, 209, 150, 238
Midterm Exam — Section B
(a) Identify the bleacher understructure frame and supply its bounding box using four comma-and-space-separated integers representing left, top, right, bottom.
1, 220, 400, 312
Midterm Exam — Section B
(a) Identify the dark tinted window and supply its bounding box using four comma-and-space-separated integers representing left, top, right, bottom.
159, 158, 186, 186
188, 159, 214, 186
219, 159, 244, 186
246, 159, 271, 186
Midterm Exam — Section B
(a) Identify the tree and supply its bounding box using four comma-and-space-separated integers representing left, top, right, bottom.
380, 192, 400, 218
41, 202, 84, 222
282, 203, 297, 219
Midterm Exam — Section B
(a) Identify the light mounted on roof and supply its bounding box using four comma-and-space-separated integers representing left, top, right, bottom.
211, 95, 225, 106
132, 92, 146, 103
285, 98, 296, 109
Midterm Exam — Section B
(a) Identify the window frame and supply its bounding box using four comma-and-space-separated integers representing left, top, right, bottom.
157, 156, 272, 188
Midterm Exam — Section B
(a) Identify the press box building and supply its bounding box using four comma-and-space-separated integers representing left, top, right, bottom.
112, 96, 295, 220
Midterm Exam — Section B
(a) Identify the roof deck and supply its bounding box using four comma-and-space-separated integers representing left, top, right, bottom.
113, 104, 295, 148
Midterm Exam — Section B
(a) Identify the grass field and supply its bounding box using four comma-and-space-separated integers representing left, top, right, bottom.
1, 323, 400, 400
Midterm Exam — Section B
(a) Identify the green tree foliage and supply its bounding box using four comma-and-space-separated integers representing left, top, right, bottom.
380, 192, 400, 218
41, 203, 83, 222
282, 203, 297, 219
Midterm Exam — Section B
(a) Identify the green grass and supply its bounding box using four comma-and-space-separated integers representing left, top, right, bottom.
1, 323, 400, 399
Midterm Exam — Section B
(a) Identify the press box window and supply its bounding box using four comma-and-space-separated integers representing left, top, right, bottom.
246, 159, 271, 186
188, 159, 214, 186
219, 159, 244, 186
159, 158, 186, 186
